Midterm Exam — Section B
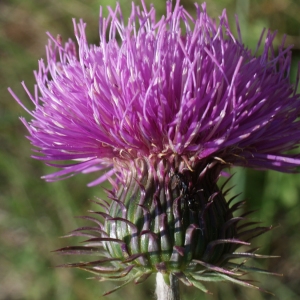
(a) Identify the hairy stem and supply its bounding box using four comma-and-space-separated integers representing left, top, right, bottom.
155, 273, 180, 300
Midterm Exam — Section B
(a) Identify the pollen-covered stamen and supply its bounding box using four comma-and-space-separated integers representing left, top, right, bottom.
56, 157, 276, 294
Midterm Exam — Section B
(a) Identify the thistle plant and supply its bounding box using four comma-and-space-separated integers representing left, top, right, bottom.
9, 0, 300, 299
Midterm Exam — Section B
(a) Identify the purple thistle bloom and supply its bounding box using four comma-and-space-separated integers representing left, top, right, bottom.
9, 0, 300, 186
10, 0, 300, 296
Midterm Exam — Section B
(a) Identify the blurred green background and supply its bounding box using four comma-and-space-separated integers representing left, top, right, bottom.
1, 0, 300, 299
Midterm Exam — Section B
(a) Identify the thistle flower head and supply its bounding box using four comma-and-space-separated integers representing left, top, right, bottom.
9, 0, 300, 185
11, 0, 298, 295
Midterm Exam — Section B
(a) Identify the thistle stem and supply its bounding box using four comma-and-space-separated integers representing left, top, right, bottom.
155, 273, 180, 300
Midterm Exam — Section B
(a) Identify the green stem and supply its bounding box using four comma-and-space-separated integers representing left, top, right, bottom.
155, 273, 180, 300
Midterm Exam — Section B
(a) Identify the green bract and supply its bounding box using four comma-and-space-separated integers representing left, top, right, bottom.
57, 158, 276, 295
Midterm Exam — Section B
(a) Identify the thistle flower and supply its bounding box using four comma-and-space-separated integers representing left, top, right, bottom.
9, 1, 300, 185
10, 0, 300, 297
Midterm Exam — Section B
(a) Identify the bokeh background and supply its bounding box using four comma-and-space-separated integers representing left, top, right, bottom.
1, 0, 300, 299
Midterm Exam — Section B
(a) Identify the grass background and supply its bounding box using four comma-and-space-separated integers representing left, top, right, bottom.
1, 0, 300, 299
